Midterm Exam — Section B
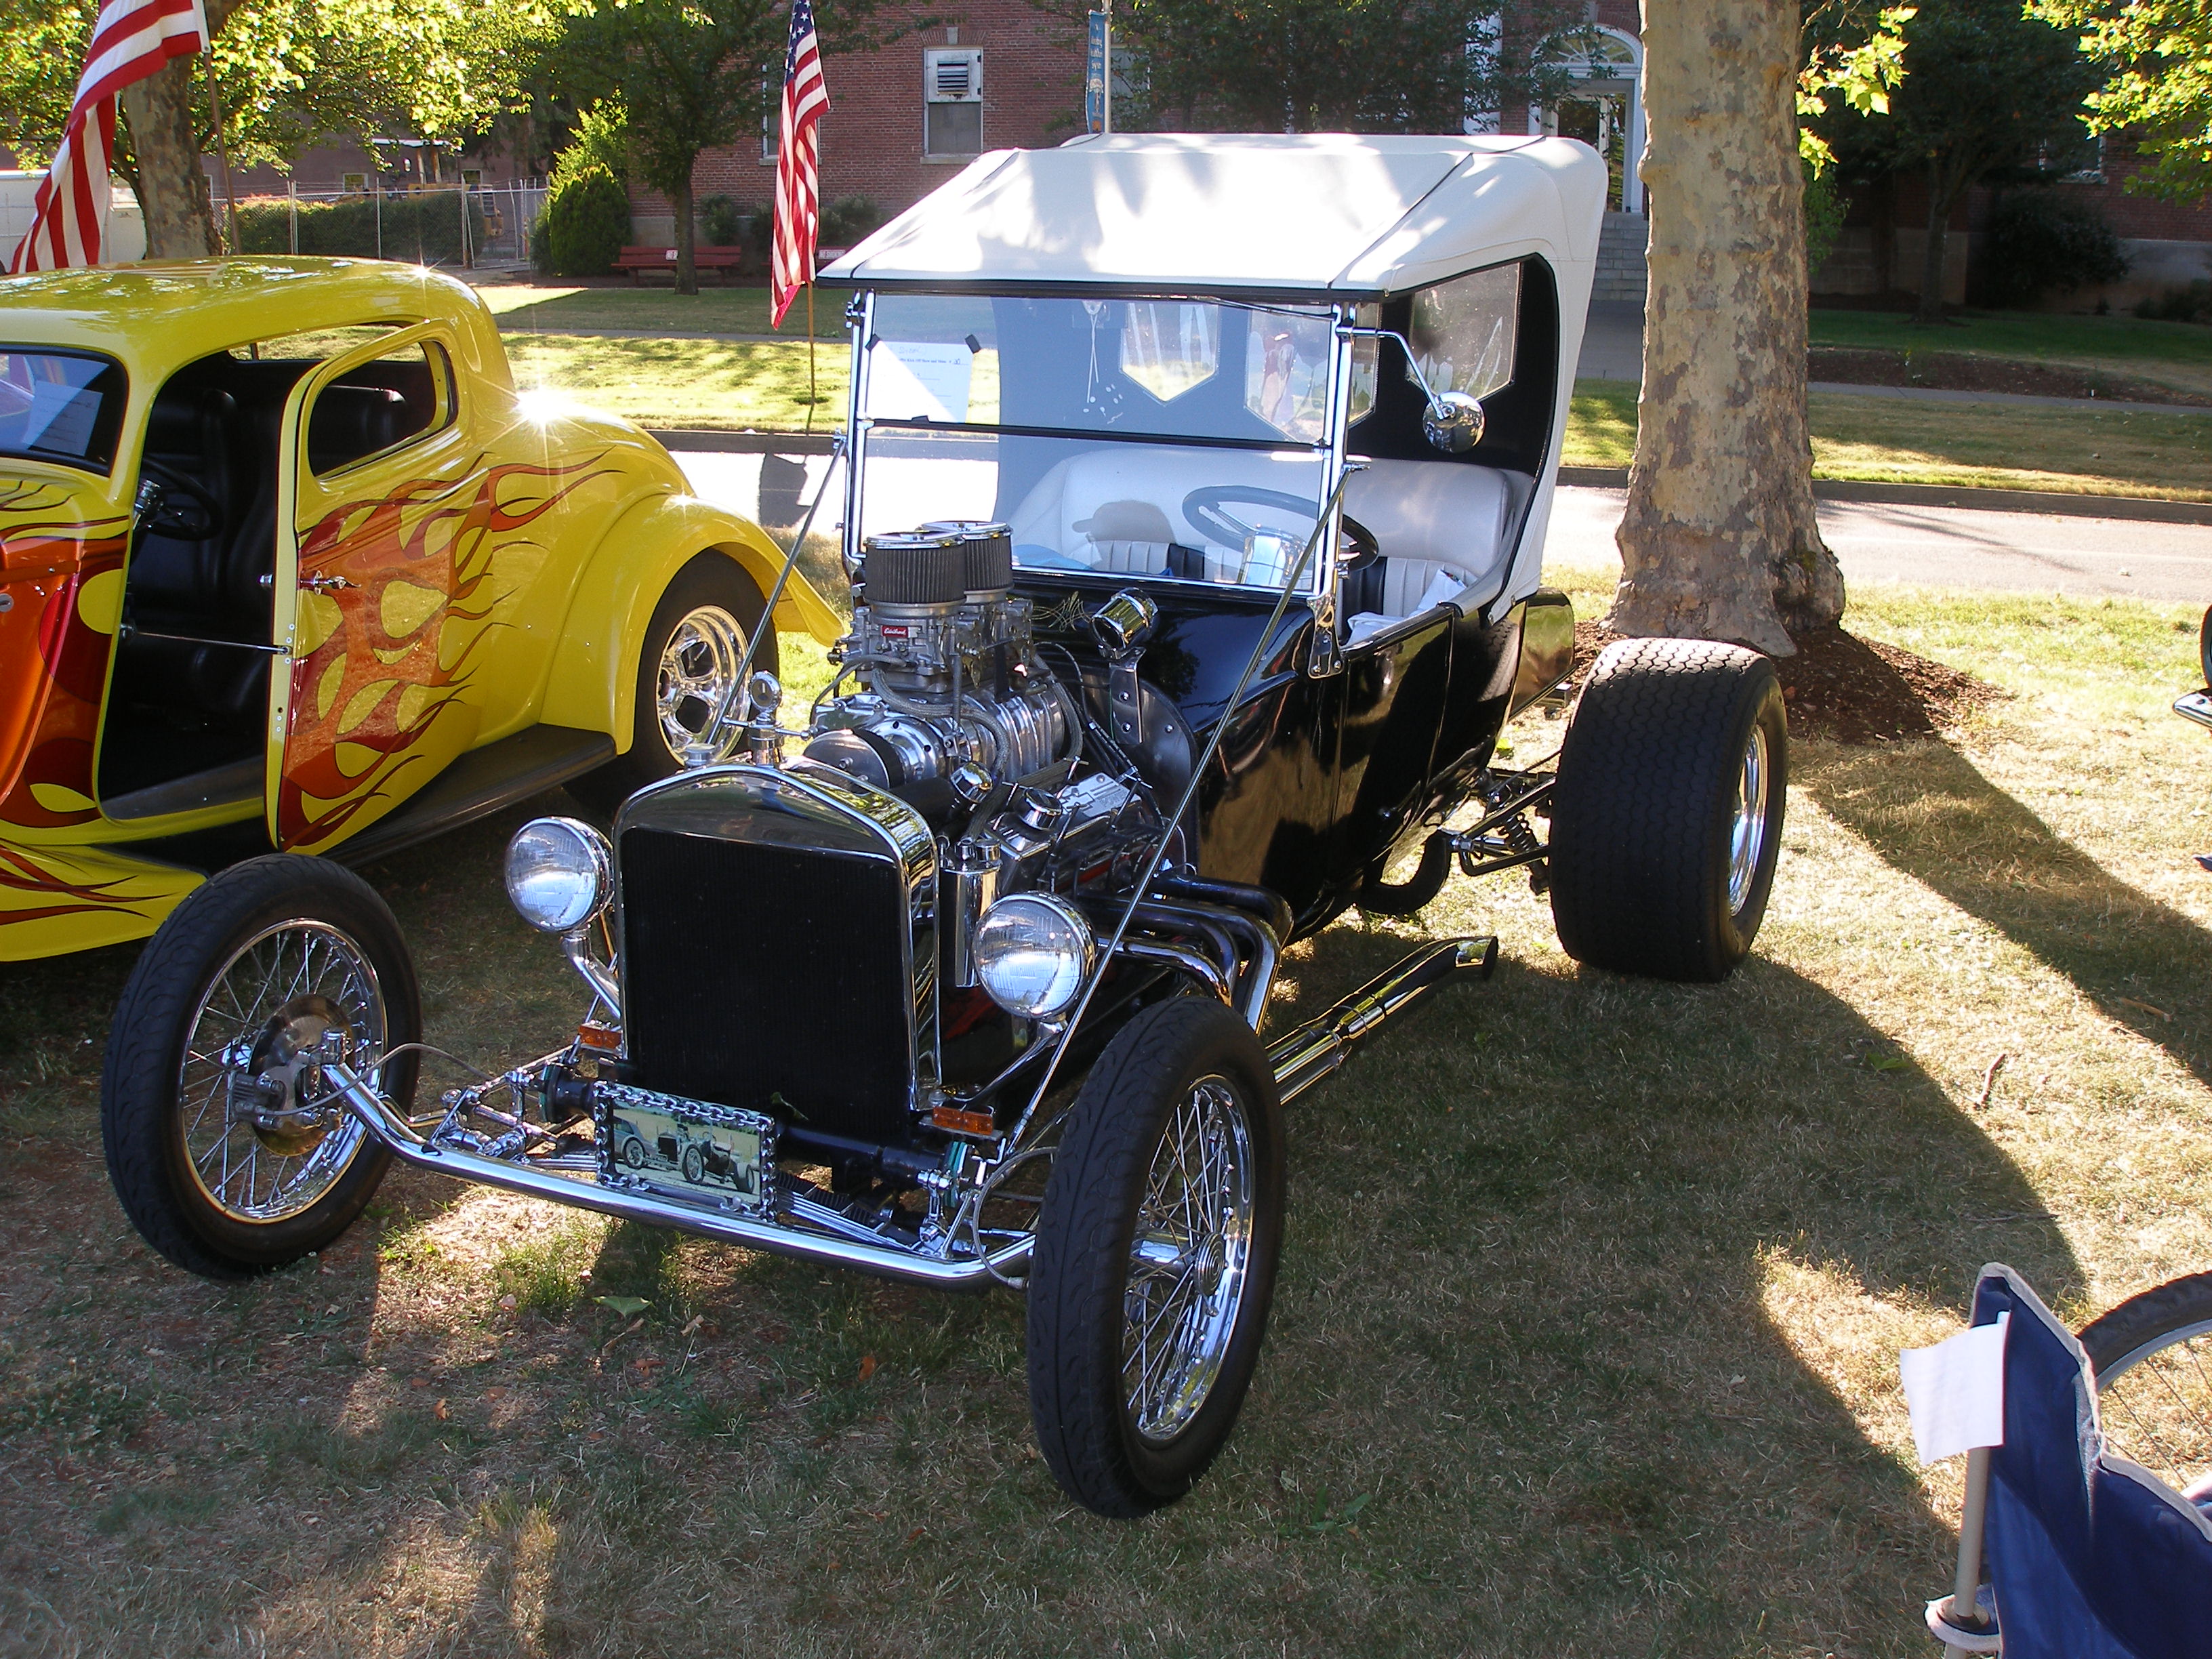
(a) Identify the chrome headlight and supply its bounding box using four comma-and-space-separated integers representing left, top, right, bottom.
505, 817, 613, 933
972, 893, 1094, 1019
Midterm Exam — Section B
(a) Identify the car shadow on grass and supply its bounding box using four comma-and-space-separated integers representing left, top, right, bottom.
1240, 914, 2080, 1656
1798, 739, 2212, 1086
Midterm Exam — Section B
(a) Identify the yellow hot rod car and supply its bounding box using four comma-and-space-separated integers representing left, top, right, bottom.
0, 258, 837, 962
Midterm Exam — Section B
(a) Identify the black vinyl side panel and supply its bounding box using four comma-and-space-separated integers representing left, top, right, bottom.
621, 829, 914, 1140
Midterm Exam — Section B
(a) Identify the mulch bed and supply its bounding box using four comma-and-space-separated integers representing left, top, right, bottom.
1808, 345, 2209, 408
1571, 619, 2007, 745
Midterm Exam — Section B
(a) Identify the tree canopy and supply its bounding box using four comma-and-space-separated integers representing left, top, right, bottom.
1813, 0, 2104, 321
1030, 0, 1593, 134
2032, 0, 2212, 203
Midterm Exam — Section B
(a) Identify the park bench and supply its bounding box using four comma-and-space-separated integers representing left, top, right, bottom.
616, 244, 749, 283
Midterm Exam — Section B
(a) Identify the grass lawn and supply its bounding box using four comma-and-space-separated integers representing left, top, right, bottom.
502, 333, 847, 430
478, 282, 836, 340
5, 576, 2211, 1654
1568, 378, 2212, 500
1808, 308, 2212, 401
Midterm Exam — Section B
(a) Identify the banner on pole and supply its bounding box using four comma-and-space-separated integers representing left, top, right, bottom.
1085, 12, 1106, 134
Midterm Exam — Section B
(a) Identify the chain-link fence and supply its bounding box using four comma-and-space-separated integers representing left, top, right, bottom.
224, 182, 548, 270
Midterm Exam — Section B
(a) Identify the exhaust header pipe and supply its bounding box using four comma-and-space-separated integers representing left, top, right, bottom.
1267, 935, 1496, 1104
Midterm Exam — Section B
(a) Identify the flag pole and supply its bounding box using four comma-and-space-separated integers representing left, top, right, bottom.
201, 48, 241, 253
804, 275, 817, 434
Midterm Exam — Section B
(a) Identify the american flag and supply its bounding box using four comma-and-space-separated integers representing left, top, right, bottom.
9, 0, 209, 272
769, 0, 830, 329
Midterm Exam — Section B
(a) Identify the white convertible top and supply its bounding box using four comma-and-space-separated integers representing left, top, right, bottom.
819, 134, 1607, 298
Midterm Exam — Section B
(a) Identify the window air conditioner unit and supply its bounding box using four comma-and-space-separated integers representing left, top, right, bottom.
925, 48, 983, 102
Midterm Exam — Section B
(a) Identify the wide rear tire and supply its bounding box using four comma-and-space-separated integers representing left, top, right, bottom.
1548, 637, 1786, 983
1027, 998, 1285, 1518
102, 855, 417, 1279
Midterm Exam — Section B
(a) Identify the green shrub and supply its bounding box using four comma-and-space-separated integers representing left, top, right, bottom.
234, 194, 485, 264
819, 195, 884, 249
533, 165, 631, 278
2135, 280, 2212, 325
1973, 191, 2129, 308
699, 194, 748, 247
560, 99, 631, 186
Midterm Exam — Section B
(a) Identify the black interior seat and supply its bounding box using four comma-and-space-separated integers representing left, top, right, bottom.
307, 383, 411, 475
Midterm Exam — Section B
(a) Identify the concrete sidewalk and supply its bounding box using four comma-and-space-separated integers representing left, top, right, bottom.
1545, 485, 2212, 604
663, 446, 2212, 605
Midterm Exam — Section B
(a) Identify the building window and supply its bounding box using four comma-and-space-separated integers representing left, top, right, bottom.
924, 47, 984, 159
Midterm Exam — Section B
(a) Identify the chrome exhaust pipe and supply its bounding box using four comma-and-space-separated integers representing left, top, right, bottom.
324, 1061, 1028, 1288
1266, 935, 1497, 1104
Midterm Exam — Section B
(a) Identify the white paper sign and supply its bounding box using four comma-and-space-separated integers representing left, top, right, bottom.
1900, 1311, 2009, 1466
869, 340, 974, 422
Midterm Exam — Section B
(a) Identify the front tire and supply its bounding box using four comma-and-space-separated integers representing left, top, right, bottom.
1027, 998, 1285, 1518
101, 855, 418, 1280
1547, 637, 1787, 983
571, 553, 774, 813
2079, 1272, 2212, 1498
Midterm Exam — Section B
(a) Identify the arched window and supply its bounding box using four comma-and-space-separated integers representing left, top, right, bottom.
1534, 27, 1644, 214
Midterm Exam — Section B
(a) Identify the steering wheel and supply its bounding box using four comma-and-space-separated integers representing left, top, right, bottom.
138, 459, 223, 541
1181, 486, 1319, 550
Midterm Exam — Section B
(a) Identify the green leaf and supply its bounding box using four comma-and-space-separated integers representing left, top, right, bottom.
1868, 1055, 1910, 1071
596, 1295, 651, 1315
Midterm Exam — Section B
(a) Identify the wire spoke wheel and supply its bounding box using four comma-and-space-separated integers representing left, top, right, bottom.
179, 921, 383, 1224
655, 604, 747, 755
1028, 998, 1284, 1517
104, 855, 417, 1280
1122, 1076, 1255, 1444
2083, 1273, 2212, 1501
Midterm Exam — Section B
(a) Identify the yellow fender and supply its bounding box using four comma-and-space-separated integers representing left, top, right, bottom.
0, 836, 203, 962
540, 494, 842, 752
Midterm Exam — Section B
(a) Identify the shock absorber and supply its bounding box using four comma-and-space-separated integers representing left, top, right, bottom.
1503, 811, 1549, 895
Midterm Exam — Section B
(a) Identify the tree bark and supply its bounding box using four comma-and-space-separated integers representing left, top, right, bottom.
673, 175, 697, 296
1914, 161, 1952, 323
119, 57, 218, 258
1611, 0, 1843, 655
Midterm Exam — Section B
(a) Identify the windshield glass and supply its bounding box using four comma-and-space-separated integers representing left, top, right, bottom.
0, 349, 126, 473
858, 295, 1337, 590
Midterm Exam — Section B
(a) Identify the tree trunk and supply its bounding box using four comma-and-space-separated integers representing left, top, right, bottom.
119, 58, 218, 258
673, 175, 697, 296
1914, 161, 1952, 324
1610, 0, 1843, 655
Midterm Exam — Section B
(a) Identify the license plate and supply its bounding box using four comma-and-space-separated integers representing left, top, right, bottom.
597, 1082, 776, 1214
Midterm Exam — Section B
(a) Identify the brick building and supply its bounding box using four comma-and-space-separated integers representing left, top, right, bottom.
630, 1, 1087, 245
640, 2, 2212, 312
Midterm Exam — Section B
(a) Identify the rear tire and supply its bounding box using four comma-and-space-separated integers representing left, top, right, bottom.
1027, 999, 1285, 1518
1547, 638, 1786, 983
571, 554, 773, 814
101, 855, 417, 1279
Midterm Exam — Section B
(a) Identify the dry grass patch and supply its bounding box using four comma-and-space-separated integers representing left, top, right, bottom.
3, 577, 2211, 1656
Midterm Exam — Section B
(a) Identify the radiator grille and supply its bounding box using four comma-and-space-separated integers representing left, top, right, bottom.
619, 827, 914, 1139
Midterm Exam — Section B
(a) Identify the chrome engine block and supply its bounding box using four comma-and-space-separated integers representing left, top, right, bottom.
805, 521, 1082, 792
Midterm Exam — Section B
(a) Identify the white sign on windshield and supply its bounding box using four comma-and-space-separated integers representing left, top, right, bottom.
871, 340, 974, 423
24, 378, 99, 456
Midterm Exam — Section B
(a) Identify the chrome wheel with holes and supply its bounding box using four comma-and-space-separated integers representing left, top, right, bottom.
1124, 1076, 1256, 1443
103, 855, 418, 1279
655, 603, 747, 758
1727, 722, 1770, 915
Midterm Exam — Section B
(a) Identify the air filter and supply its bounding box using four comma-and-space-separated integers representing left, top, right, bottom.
920, 519, 1015, 597
862, 530, 966, 608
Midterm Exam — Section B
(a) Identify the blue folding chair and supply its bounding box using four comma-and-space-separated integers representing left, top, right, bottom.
1927, 1265, 2212, 1657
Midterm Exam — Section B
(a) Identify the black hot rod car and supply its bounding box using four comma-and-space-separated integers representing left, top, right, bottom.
100, 135, 1789, 1519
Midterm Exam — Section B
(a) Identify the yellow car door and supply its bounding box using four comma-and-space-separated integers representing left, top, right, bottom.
266, 324, 481, 853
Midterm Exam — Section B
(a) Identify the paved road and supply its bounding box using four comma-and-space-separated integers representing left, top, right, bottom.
665, 451, 2212, 605
1546, 485, 2212, 604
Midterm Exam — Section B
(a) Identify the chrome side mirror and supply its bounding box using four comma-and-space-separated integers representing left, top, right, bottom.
1420, 390, 1486, 455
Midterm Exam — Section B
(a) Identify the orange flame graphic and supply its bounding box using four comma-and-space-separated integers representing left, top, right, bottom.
276, 453, 617, 847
